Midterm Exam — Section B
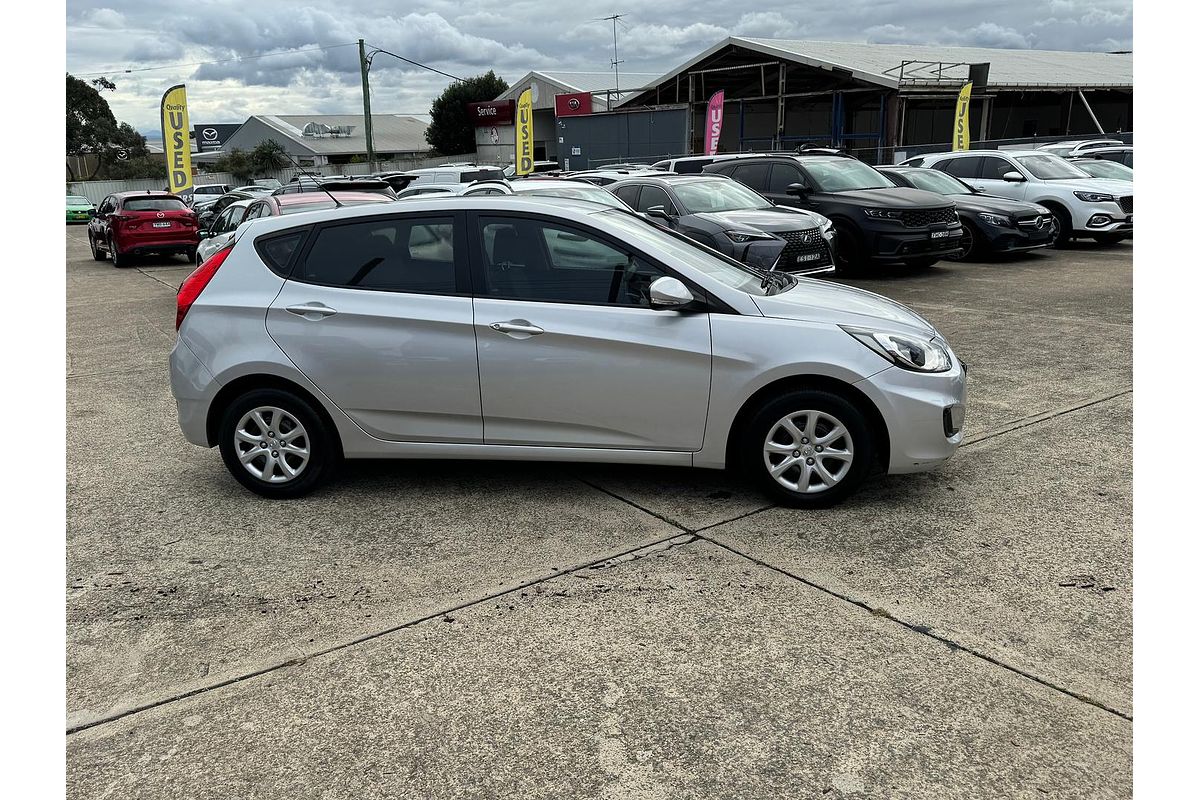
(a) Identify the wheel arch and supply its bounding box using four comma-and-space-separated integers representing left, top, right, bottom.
205, 373, 344, 456
725, 374, 890, 472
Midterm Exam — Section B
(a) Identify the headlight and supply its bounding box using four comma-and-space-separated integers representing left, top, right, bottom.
841, 326, 953, 373
725, 229, 776, 243
808, 211, 834, 232
1073, 191, 1115, 203
978, 212, 1013, 227
864, 208, 903, 220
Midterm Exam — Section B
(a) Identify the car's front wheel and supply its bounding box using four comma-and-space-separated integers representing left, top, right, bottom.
218, 388, 338, 498
945, 221, 979, 261
741, 389, 876, 507
1048, 208, 1072, 248
832, 223, 866, 275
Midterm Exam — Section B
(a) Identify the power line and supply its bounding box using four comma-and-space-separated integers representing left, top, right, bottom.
363, 45, 463, 82
69, 42, 359, 78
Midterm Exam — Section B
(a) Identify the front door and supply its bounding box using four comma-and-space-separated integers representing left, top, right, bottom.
265, 213, 483, 443
972, 156, 1029, 200
469, 213, 712, 450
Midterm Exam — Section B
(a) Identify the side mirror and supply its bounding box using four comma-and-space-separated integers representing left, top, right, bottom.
1002, 171, 1026, 182
786, 183, 811, 197
198, 228, 212, 240
645, 205, 674, 221
649, 276, 695, 310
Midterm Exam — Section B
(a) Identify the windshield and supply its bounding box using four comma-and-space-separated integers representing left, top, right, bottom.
899, 169, 971, 195
598, 209, 783, 296
66, 196, 91, 205
1015, 154, 1091, 180
672, 179, 770, 213
513, 184, 625, 209
1074, 160, 1133, 181
124, 197, 187, 211
803, 158, 894, 192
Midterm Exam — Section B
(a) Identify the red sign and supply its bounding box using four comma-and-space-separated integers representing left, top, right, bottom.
704, 90, 725, 156
555, 92, 593, 117
468, 100, 515, 127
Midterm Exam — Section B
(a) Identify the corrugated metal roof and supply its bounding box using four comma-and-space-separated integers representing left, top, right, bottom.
255, 114, 430, 155
621, 37, 1131, 103
495, 70, 662, 108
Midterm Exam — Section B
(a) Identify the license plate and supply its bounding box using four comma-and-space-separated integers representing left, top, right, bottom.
930, 229, 950, 239
795, 252, 822, 262
152, 221, 171, 228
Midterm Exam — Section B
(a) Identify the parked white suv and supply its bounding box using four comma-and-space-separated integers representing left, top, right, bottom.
911, 150, 1132, 245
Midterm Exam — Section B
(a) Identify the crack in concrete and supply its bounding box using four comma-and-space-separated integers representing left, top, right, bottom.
963, 388, 1132, 448
66, 531, 695, 736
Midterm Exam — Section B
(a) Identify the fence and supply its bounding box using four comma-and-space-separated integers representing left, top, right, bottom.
65, 152, 507, 204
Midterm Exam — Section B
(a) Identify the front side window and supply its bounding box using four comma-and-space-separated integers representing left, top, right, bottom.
768, 163, 805, 194
979, 157, 1017, 180
296, 216, 457, 293
801, 159, 894, 192
635, 185, 677, 215
477, 216, 666, 307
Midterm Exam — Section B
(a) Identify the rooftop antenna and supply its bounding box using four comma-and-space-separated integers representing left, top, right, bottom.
278, 146, 343, 208
602, 13, 626, 112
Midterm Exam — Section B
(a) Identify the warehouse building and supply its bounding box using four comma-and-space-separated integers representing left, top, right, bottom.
193, 113, 431, 167
617, 37, 1132, 162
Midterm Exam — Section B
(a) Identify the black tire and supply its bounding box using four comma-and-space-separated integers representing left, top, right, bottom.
109, 236, 130, 268
184, 246, 198, 264
740, 388, 876, 508
831, 223, 867, 276
1092, 233, 1127, 246
945, 220, 980, 261
217, 388, 339, 499
88, 232, 107, 261
1048, 207, 1072, 248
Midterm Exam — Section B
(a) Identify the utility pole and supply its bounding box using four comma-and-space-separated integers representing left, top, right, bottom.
358, 39, 376, 172
602, 13, 625, 112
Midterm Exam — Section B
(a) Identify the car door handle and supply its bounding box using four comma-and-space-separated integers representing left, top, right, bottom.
490, 320, 544, 336
285, 303, 338, 319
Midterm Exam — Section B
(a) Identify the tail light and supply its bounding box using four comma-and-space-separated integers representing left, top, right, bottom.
176, 243, 233, 329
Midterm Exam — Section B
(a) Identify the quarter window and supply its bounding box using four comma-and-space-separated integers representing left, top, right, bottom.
297, 216, 457, 293
476, 216, 667, 307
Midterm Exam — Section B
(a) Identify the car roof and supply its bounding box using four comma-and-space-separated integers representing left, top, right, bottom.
1068, 146, 1132, 155
510, 178, 605, 190
610, 173, 729, 185
113, 191, 182, 199
273, 191, 391, 206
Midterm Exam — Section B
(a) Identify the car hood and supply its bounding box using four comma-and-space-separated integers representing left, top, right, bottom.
751, 278, 938, 337
692, 206, 822, 232
951, 193, 1048, 214
821, 186, 953, 208
1038, 178, 1133, 194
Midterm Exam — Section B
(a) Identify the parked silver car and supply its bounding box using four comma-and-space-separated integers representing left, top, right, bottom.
170, 197, 966, 506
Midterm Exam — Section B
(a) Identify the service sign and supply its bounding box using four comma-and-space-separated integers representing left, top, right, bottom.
160, 84, 194, 194
468, 100, 515, 127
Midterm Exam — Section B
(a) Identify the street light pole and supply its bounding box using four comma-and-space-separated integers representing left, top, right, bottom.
358, 39, 376, 172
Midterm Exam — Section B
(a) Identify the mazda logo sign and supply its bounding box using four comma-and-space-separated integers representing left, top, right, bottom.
156, 211, 165, 218
202, 128, 218, 141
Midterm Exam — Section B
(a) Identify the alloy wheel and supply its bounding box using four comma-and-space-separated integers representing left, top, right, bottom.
233, 406, 311, 483
762, 409, 854, 494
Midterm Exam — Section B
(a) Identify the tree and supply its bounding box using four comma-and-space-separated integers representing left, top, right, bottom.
213, 149, 256, 183
425, 71, 509, 156
66, 74, 118, 180
250, 139, 289, 174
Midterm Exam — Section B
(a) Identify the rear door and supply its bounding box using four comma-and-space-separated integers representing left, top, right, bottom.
265, 212, 483, 443
468, 212, 712, 450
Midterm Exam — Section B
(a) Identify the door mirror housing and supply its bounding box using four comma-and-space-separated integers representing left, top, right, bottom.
198, 228, 213, 240
1001, 171, 1026, 182
786, 183, 811, 197
649, 276, 695, 310
645, 205, 673, 221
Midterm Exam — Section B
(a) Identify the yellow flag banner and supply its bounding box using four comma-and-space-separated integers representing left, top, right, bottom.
952, 81, 973, 152
160, 84, 194, 194
515, 88, 534, 176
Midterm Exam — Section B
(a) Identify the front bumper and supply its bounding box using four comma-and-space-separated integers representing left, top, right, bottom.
869, 225, 964, 262
854, 356, 967, 474
981, 225, 1056, 253
1071, 200, 1132, 235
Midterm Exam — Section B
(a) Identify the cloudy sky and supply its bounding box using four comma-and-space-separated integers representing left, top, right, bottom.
66, 0, 1132, 134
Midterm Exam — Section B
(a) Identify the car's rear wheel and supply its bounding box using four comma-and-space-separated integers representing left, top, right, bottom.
88, 233, 106, 261
108, 236, 129, 268
218, 388, 338, 498
1092, 233, 1127, 246
184, 246, 198, 264
741, 389, 876, 507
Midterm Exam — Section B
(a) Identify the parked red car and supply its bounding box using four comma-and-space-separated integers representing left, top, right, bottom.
87, 191, 199, 267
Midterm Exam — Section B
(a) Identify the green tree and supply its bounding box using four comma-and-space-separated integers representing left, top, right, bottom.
213, 148, 256, 183
425, 71, 509, 156
250, 139, 289, 174
66, 73, 118, 180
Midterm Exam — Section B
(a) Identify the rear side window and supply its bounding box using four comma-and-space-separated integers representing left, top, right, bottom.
937, 157, 980, 179
297, 217, 457, 293
255, 231, 308, 276
462, 168, 504, 182
124, 197, 187, 212
674, 158, 713, 174
729, 163, 770, 191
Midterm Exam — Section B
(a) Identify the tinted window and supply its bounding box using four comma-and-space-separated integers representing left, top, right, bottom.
979, 157, 1016, 180
124, 197, 188, 212
801, 159, 894, 191
768, 163, 804, 194
674, 158, 713, 174
635, 185, 676, 214
613, 185, 641, 206
228, 206, 248, 228
729, 163, 770, 191
463, 168, 504, 182
937, 157, 981, 178
1014, 154, 1090, 180
477, 217, 666, 306
255, 231, 307, 276
298, 217, 456, 293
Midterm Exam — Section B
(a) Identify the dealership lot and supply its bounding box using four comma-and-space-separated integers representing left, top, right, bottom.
65, 225, 1131, 797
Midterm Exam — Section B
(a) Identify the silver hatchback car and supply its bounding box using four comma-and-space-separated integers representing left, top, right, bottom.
170, 197, 966, 506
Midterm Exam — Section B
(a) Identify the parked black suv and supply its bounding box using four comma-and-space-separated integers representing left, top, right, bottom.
704, 153, 963, 271
607, 174, 836, 275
